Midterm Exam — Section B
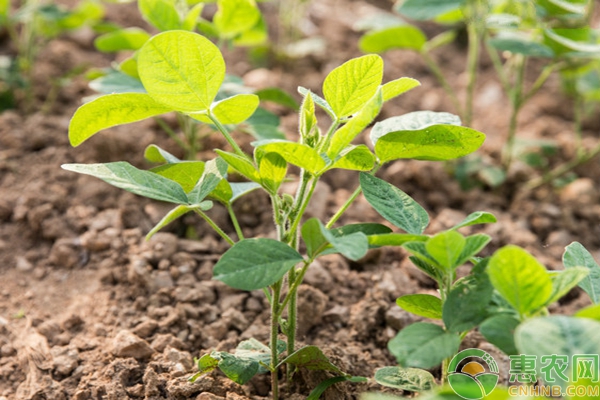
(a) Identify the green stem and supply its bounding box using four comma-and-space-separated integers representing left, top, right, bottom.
270, 281, 282, 400
421, 51, 463, 119
154, 116, 189, 153
286, 266, 297, 379
317, 120, 341, 154
286, 177, 318, 243
194, 210, 235, 246
208, 113, 248, 159
464, 15, 483, 126
502, 55, 525, 171
226, 204, 244, 240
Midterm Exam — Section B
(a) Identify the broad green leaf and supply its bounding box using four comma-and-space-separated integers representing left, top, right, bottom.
360, 173, 429, 234
396, 294, 442, 319
195, 353, 219, 375
488, 245, 553, 317
256, 87, 300, 110
213, 238, 303, 290
214, 0, 260, 38
144, 144, 181, 164
151, 162, 205, 192
409, 255, 442, 281
488, 32, 554, 58
479, 315, 520, 355
388, 322, 461, 369
217, 352, 259, 384
538, 0, 588, 16
563, 241, 600, 304
182, 2, 204, 31
68, 93, 171, 146
138, 31, 225, 112
188, 158, 228, 204
368, 233, 428, 247
259, 152, 287, 193
544, 28, 600, 56
426, 231, 466, 271
371, 112, 461, 144
330, 223, 392, 237
299, 91, 318, 144
215, 150, 260, 182
301, 219, 369, 260
282, 346, 343, 374
454, 234, 491, 266
327, 89, 383, 159
94, 27, 150, 52
191, 94, 260, 125
88, 70, 146, 94
575, 304, 600, 321
330, 145, 375, 171
451, 211, 497, 230
208, 180, 233, 204
359, 26, 427, 53
374, 366, 435, 392
301, 219, 329, 259
382, 77, 421, 102
443, 274, 493, 333
403, 242, 439, 268
319, 223, 368, 261
146, 203, 211, 240
546, 267, 589, 305
234, 338, 279, 374
257, 141, 326, 175
298, 86, 336, 120
323, 54, 383, 119
361, 394, 404, 400
230, 182, 261, 202
515, 316, 600, 385
233, 14, 268, 46
119, 58, 139, 79
138, 0, 181, 31
61, 162, 188, 204
395, 0, 465, 20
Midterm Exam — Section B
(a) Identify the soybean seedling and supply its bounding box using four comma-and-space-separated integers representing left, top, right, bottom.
63, 30, 487, 399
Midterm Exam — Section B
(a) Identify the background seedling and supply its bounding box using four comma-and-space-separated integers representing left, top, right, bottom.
64, 29, 486, 399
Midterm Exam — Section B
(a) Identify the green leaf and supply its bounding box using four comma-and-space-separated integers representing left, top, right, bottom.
372, 113, 485, 163
426, 231, 466, 271
382, 77, 421, 102
360, 173, 429, 234
359, 26, 427, 53
388, 322, 461, 369
409, 255, 442, 281
488, 245, 553, 317
301, 218, 369, 261
368, 233, 428, 247
208, 180, 233, 204
144, 144, 181, 164
213, 238, 303, 290
233, 14, 267, 46
454, 234, 491, 266
88, 70, 146, 94
256, 87, 300, 110
195, 353, 219, 375
546, 267, 589, 305
403, 242, 439, 269
443, 274, 493, 333
217, 352, 259, 384
396, 294, 442, 319
479, 315, 520, 355
146, 203, 211, 240
327, 89, 383, 159
323, 54, 383, 119
230, 182, 261, 203
374, 366, 435, 392
544, 28, 600, 57
138, 0, 181, 31
259, 152, 287, 193
138, 31, 225, 112
282, 346, 344, 374
188, 158, 228, 204
214, 0, 260, 38
301, 219, 329, 259
330, 145, 375, 171
68, 93, 171, 146
330, 223, 392, 237
488, 32, 554, 58
563, 241, 600, 304
215, 150, 260, 182
182, 2, 204, 31
515, 316, 600, 385
451, 211, 497, 230
191, 94, 260, 124
234, 338, 276, 374
575, 304, 600, 321
94, 27, 150, 52
61, 162, 188, 204
151, 162, 205, 193
257, 141, 326, 175
372, 112, 461, 144
395, 0, 465, 20
298, 86, 336, 120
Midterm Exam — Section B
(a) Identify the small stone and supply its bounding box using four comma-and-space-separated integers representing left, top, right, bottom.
303, 261, 333, 293
296, 284, 328, 336
145, 232, 179, 261
89, 209, 122, 231
222, 308, 250, 332
165, 346, 193, 371
15, 256, 33, 272
48, 239, 80, 268
51, 345, 79, 375
1, 343, 15, 357
112, 330, 155, 359
385, 307, 413, 331
132, 319, 158, 338
153, 271, 174, 290
37, 320, 61, 344
560, 178, 599, 206
196, 393, 225, 400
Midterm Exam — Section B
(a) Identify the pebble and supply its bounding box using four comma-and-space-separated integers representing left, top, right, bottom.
51, 345, 79, 375
132, 319, 158, 339
560, 178, 599, 206
111, 330, 155, 359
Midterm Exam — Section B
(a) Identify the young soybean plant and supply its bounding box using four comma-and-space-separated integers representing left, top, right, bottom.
63, 30, 487, 399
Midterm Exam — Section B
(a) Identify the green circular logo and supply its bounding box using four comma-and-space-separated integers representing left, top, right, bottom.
448, 349, 499, 400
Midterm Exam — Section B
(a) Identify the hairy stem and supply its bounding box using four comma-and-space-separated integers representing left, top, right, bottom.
270, 281, 282, 400
208, 113, 248, 159
194, 210, 235, 246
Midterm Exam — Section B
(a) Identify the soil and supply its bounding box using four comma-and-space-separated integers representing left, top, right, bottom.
1, 1, 600, 399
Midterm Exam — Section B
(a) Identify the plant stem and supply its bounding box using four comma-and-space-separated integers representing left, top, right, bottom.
502, 54, 525, 171
270, 281, 282, 400
421, 51, 463, 119
194, 210, 235, 246
226, 204, 244, 240
464, 21, 481, 127
208, 113, 248, 159
286, 266, 297, 380
154, 116, 189, 153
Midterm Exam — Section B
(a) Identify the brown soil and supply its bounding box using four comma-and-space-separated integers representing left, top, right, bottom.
1, 1, 599, 399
